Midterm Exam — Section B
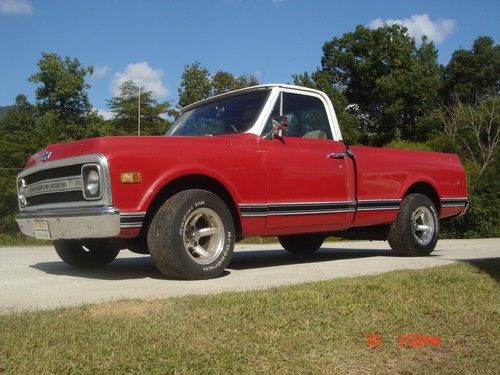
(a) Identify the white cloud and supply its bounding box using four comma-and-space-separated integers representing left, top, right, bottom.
111, 62, 168, 98
97, 109, 114, 120
92, 65, 109, 79
369, 14, 456, 44
0, 0, 32, 14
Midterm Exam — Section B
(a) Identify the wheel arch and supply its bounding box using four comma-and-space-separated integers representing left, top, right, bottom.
141, 174, 242, 240
403, 181, 441, 213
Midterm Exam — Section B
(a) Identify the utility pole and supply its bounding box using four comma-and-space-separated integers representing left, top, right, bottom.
137, 86, 141, 136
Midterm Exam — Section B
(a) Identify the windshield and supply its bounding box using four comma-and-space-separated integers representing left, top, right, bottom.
168, 90, 270, 136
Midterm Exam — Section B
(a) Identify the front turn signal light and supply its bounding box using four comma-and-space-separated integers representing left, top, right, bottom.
120, 171, 142, 184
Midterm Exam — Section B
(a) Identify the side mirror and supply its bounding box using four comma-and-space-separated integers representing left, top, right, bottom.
265, 115, 288, 139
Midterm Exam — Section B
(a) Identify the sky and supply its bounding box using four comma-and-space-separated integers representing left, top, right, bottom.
0, 0, 499, 117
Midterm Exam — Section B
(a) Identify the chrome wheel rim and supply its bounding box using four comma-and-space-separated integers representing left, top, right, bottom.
182, 208, 224, 265
411, 206, 435, 246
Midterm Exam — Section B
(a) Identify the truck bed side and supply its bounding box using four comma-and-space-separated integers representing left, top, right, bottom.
349, 145, 468, 227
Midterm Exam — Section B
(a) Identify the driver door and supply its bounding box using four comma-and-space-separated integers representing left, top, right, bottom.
261, 91, 353, 230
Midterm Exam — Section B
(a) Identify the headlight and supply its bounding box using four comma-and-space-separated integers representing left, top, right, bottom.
17, 179, 27, 207
17, 178, 25, 194
82, 165, 101, 199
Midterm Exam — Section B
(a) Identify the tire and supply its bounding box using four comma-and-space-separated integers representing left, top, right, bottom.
278, 233, 325, 255
147, 189, 235, 280
388, 193, 439, 256
53, 239, 120, 267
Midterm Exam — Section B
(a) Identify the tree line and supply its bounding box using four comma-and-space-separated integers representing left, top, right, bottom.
0, 24, 498, 238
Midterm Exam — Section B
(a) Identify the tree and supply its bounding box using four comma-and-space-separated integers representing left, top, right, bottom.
29, 52, 93, 121
211, 71, 258, 96
0, 94, 37, 131
178, 62, 211, 108
0, 96, 46, 233
318, 25, 441, 144
442, 36, 500, 104
0, 53, 97, 234
177, 62, 259, 107
0, 129, 47, 233
107, 80, 171, 135
442, 96, 499, 176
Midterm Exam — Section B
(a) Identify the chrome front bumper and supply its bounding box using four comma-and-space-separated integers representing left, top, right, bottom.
16, 206, 120, 240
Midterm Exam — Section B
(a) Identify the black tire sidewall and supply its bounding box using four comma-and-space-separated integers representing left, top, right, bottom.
390, 194, 439, 256
150, 190, 235, 279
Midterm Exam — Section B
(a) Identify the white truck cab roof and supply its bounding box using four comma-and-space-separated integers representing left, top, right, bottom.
181, 84, 343, 141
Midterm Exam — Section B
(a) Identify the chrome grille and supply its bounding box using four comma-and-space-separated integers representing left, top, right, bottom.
23, 164, 84, 185
17, 154, 112, 212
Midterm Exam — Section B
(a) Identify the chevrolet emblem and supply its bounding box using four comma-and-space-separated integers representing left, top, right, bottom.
40, 151, 52, 161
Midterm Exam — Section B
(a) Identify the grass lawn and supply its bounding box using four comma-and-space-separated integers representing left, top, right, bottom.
0, 233, 51, 247
0, 260, 498, 374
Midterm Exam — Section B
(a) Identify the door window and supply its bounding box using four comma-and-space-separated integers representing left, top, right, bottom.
263, 92, 333, 140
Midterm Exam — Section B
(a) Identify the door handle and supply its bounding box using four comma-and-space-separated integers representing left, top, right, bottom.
327, 152, 346, 159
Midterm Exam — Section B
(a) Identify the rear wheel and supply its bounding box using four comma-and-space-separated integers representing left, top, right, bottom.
388, 194, 439, 256
278, 234, 325, 255
147, 189, 235, 280
53, 239, 120, 267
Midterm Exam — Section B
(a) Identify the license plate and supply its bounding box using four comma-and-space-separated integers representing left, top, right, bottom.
33, 220, 51, 240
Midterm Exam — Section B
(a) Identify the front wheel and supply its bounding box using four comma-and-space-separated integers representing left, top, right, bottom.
278, 234, 325, 255
388, 194, 439, 256
147, 189, 235, 280
53, 239, 120, 267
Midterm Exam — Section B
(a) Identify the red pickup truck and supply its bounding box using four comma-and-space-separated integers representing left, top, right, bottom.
15, 84, 468, 279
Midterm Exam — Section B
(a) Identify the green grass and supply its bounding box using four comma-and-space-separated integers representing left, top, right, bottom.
0, 232, 51, 246
0, 260, 498, 374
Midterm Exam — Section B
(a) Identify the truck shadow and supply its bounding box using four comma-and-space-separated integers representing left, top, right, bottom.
29, 246, 391, 280
228, 247, 391, 270
30, 256, 165, 280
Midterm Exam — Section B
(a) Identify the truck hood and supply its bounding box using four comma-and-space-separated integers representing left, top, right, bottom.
25, 135, 237, 168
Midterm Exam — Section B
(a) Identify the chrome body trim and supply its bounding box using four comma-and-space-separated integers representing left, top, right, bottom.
239, 199, 406, 217
440, 197, 469, 208
355, 207, 401, 211
441, 197, 469, 216
459, 201, 470, 216
120, 212, 146, 228
356, 199, 402, 211
240, 197, 468, 217
239, 201, 357, 218
357, 199, 403, 202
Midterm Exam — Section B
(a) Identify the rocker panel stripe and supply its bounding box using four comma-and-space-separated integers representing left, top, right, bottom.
120, 212, 146, 228
239, 200, 402, 218
239, 201, 356, 217
441, 197, 468, 208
